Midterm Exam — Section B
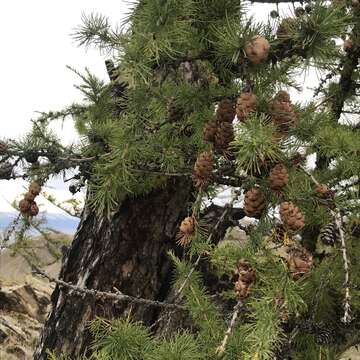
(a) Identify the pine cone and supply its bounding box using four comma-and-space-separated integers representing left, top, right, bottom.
203, 120, 218, 143
244, 36, 270, 65
29, 202, 39, 217
236, 92, 257, 122
216, 99, 235, 123
234, 260, 256, 299
320, 223, 338, 246
19, 199, 31, 214
176, 216, 196, 247
24, 192, 36, 202
269, 164, 289, 192
280, 202, 305, 232
167, 97, 184, 123
192, 151, 213, 188
274, 90, 291, 103
214, 122, 234, 151
244, 188, 266, 218
315, 184, 335, 199
286, 245, 313, 279
0, 162, 13, 180
29, 181, 41, 196
0, 140, 8, 155
274, 295, 289, 322
269, 93, 297, 133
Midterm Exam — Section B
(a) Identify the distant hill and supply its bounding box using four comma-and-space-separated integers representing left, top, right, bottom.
0, 179, 82, 235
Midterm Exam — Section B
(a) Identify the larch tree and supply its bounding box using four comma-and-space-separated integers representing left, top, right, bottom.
1, 0, 360, 359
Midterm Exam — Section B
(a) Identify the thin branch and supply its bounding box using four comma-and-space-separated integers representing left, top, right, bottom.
31, 265, 186, 311
300, 166, 352, 323
216, 301, 243, 357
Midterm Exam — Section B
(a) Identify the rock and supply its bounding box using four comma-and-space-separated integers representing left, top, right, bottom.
0, 232, 70, 359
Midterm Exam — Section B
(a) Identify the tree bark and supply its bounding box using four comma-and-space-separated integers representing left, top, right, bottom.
34, 178, 192, 359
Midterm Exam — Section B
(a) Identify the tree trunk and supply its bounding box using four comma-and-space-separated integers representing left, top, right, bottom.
34, 178, 192, 359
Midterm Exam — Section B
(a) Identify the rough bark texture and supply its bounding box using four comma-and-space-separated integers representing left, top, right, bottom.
34, 178, 192, 359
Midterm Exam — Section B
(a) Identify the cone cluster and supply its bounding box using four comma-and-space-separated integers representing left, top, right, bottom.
286, 245, 313, 280
192, 151, 213, 188
280, 201, 305, 232
235, 92, 257, 122
244, 36, 270, 65
234, 259, 256, 299
269, 91, 297, 139
244, 188, 266, 218
19, 181, 41, 217
176, 216, 196, 247
269, 164, 289, 192
202, 99, 235, 153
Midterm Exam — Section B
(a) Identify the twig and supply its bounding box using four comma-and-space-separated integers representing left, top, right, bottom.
216, 301, 243, 357
31, 265, 186, 311
300, 166, 352, 323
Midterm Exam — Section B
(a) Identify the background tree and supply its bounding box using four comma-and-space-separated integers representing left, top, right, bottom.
1, 0, 360, 359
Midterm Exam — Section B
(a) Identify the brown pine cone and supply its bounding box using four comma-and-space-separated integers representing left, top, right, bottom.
244, 188, 266, 218
244, 36, 270, 65
214, 122, 234, 151
24, 192, 36, 202
203, 120, 218, 143
29, 202, 39, 217
236, 92, 257, 122
192, 151, 213, 188
315, 184, 335, 199
274, 90, 291, 103
280, 202, 305, 232
176, 216, 196, 247
269, 164, 289, 192
269, 93, 297, 133
216, 99, 235, 123
286, 245, 313, 280
19, 199, 31, 214
29, 181, 41, 196
234, 260, 256, 299
167, 97, 184, 123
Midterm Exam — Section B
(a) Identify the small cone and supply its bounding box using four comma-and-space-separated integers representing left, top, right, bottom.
24, 192, 36, 202
286, 245, 313, 279
280, 202, 305, 232
216, 99, 235, 123
234, 259, 256, 299
214, 122, 234, 151
192, 151, 213, 188
244, 36, 270, 64
19, 199, 31, 215
244, 188, 266, 218
176, 216, 196, 247
203, 120, 217, 143
236, 92, 257, 122
269, 92, 297, 133
319, 223, 338, 246
269, 164, 289, 192
315, 184, 334, 199
29, 181, 41, 196
29, 202, 39, 217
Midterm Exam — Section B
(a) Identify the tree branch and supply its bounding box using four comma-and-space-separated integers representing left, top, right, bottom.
31, 265, 186, 311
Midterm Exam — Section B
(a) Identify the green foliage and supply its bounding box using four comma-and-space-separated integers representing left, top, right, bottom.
233, 113, 284, 176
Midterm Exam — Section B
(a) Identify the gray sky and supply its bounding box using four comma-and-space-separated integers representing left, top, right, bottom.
0, 0, 130, 141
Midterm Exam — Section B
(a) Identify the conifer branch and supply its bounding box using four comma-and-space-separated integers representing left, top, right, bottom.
216, 300, 243, 357
31, 265, 186, 311
300, 165, 352, 323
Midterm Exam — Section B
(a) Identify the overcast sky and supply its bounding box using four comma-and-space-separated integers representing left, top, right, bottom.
0, 1, 310, 141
